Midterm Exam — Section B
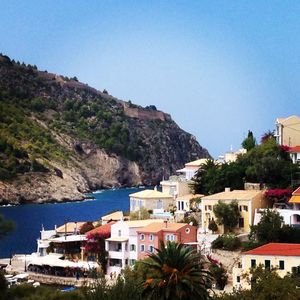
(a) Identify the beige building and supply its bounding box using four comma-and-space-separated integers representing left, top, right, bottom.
160, 175, 191, 197
233, 243, 300, 289
129, 189, 173, 212
276, 115, 300, 146
201, 189, 267, 234
176, 158, 210, 180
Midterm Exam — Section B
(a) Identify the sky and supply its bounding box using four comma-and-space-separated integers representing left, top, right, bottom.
1, 1, 300, 158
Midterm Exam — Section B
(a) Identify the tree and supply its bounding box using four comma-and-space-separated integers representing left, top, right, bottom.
250, 209, 283, 243
260, 130, 276, 144
85, 232, 110, 273
130, 207, 150, 220
79, 221, 94, 234
242, 130, 256, 151
213, 201, 240, 232
213, 266, 300, 300
208, 219, 218, 233
142, 241, 212, 300
209, 263, 228, 290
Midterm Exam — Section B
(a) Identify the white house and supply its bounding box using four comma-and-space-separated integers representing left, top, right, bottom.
105, 219, 164, 274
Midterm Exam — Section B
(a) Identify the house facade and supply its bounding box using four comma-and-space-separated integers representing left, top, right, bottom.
275, 115, 300, 147
136, 222, 197, 260
201, 189, 267, 234
160, 176, 191, 198
233, 243, 300, 289
129, 189, 173, 212
176, 158, 209, 181
105, 219, 164, 274
288, 146, 300, 164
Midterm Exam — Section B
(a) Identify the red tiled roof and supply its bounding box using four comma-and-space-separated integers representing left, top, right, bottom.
288, 146, 300, 153
244, 243, 300, 256
86, 221, 116, 236
293, 187, 300, 196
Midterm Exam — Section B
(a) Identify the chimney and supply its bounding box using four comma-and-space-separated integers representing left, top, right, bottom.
164, 220, 168, 228
225, 187, 231, 192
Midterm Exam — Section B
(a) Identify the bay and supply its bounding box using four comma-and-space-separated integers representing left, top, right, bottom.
0, 187, 142, 258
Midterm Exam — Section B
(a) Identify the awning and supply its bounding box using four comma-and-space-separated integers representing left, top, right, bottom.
49, 235, 87, 243
28, 255, 100, 269
289, 196, 300, 203
106, 237, 128, 242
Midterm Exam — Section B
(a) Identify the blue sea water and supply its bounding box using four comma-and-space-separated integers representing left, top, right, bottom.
0, 188, 142, 258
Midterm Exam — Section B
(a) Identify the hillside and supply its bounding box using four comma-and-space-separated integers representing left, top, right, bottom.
0, 54, 210, 204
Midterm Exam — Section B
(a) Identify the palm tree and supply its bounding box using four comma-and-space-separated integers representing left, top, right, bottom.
141, 241, 212, 300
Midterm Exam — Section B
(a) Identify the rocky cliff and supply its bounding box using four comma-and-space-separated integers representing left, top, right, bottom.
0, 54, 210, 204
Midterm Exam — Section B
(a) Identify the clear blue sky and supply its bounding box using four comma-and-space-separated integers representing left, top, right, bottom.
1, 1, 300, 158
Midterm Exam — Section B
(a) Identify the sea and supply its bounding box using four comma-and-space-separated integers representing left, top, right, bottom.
0, 187, 144, 258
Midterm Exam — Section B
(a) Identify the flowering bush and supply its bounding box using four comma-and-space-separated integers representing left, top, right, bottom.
264, 189, 292, 203
84, 232, 110, 253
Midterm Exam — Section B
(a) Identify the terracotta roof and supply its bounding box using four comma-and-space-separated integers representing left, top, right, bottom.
86, 221, 116, 236
176, 193, 203, 201
276, 115, 300, 125
243, 243, 300, 256
185, 159, 209, 167
129, 189, 173, 199
123, 219, 164, 228
288, 146, 300, 153
56, 222, 86, 234
202, 190, 262, 201
101, 211, 123, 221
137, 222, 188, 233
293, 187, 300, 196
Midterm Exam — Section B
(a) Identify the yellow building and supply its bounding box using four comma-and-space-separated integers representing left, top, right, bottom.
233, 243, 300, 289
129, 189, 173, 212
276, 115, 300, 146
201, 189, 267, 234
160, 176, 191, 197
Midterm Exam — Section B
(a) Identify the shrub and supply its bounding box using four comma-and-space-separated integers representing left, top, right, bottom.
212, 234, 240, 251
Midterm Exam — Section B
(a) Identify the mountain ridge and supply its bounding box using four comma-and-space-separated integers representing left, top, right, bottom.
0, 54, 210, 204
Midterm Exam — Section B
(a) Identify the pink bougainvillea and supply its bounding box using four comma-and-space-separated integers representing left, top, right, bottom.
84, 232, 110, 253
264, 188, 292, 203
206, 254, 220, 266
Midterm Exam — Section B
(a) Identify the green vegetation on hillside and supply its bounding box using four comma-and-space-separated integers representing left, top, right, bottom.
0, 100, 70, 180
1, 54, 205, 185
191, 137, 299, 195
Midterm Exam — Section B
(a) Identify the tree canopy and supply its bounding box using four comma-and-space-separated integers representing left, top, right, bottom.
142, 241, 212, 300
213, 201, 240, 232
242, 130, 256, 151
191, 138, 298, 195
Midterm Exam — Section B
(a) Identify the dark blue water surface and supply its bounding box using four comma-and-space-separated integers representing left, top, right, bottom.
0, 188, 141, 258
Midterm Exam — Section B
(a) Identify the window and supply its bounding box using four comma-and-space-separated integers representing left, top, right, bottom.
237, 276, 240, 283
265, 260, 271, 270
297, 215, 300, 222
129, 259, 136, 266
149, 234, 154, 241
140, 234, 145, 241
170, 234, 175, 241
140, 244, 145, 252
185, 227, 191, 234
165, 234, 170, 241
149, 245, 155, 253
130, 244, 136, 251
239, 206, 242, 212
239, 218, 244, 228
279, 260, 285, 270
243, 205, 248, 212
118, 230, 121, 237
251, 259, 256, 268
